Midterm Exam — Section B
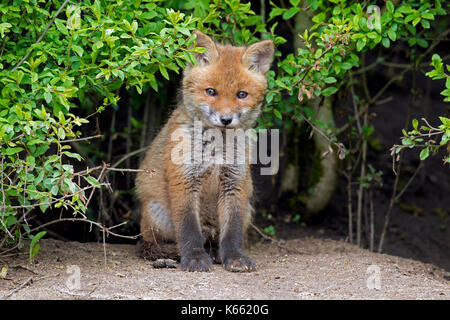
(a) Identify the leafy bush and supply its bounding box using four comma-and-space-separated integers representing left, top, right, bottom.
0, 0, 201, 252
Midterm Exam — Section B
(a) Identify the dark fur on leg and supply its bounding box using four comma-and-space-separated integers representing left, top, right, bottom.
219, 211, 256, 272
178, 206, 212, 272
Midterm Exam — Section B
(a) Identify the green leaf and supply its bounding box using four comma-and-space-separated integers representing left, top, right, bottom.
283, 7, 300, 20
84, 176, 101, 187
44, 92, 53, 104
419, 148, 429, 161
387, 29, 396, 41
416, 38, 428, 48
63, 151, 82, 161
322, 87, 338, 97
356, 38, 365, 51
54, 19, 68, 36
273, 108, 282, 120
29, 231, 46, 262
159, 64, 170, 80
71, 44, 84, 57
386, 1, 394, 13
324, 77, 337, 84
5, 147, 24, 155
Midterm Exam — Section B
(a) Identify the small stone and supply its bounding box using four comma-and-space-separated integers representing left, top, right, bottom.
153, 259, 177, 269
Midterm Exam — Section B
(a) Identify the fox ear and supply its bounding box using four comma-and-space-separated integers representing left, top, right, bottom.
242, 40, 274, 74
192, 30, 219, 66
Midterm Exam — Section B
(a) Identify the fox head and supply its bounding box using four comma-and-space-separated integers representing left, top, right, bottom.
182, 31, 274, 129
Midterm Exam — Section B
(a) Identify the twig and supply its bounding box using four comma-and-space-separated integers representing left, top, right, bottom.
369, 68, 409, 104
28, 218, 141, 240
249, 222, 301, 254
369, 189, 375, 252
112, 147, 148, 168
1, 157, 6, 222
105, 167, 154, 174
378, 62, 419, 253
107, 108, 117, 163
395, 162, 424, 201
60, 134, 103, 144
102, 227, 107, 268
0, 277, 33, 300
344, 172, 353, 244
250, 222, 275, 242
10, 265, 38, 275
34, 273, 60, 282
11, 0, 71, 72
356, 108, 368, 247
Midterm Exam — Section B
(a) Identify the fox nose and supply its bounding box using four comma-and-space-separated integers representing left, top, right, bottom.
220, 115, 233, 126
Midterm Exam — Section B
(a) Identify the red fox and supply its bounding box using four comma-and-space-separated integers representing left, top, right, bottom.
136, 31, 274, 272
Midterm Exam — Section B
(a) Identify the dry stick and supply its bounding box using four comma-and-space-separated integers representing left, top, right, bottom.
102, 227, 107, 268
1, 157, 14, 240
0, 277, 33, 300
377, 156, 402, 254
60, 134, 103, 144
126, 101, 132, 189
350, 78, 366, 247
11, 0, 70, 73
10, 265, 38, 275
22, 166, 28, 226
369, 189, 375, 252
377, 56, 421, 253
139, 93, 151, 161
250, 222, 275, 242
249, 222, 301, 254
111, 147, 149, 168
363, 188, 370, 246
345, 172, 353, 244
107, 108, 117, 163
106, 167, 154, 174
356, 110, 368, 247
361, 53, 372, 102
28, 217, 141, 240
1, 157, 6, 222
369, 68, 409, 105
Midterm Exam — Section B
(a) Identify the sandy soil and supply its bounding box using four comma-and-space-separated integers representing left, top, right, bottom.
0, 237, 449, 300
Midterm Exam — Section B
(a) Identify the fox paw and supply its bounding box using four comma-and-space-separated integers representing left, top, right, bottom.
223, 254, 256, 272
180, 250, 213, 272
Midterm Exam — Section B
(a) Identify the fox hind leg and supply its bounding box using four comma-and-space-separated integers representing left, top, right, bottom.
139, 201, 179, 261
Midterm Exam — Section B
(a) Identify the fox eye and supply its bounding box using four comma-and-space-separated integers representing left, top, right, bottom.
205, 88, 217, 97
237, 91, 248, 99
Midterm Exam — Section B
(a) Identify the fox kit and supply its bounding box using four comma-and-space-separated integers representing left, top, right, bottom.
136, 31, 274, 272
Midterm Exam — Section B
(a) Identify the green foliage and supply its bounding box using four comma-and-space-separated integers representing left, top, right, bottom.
262, 0, 446, 129
0, 0, 201, 254
394, 116, 450, 164
263, 225, 276, 236
393, 54, 450, 165
426, 54, 450, 102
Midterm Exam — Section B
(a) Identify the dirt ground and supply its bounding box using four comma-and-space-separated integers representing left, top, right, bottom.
1, 237, 449, 300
